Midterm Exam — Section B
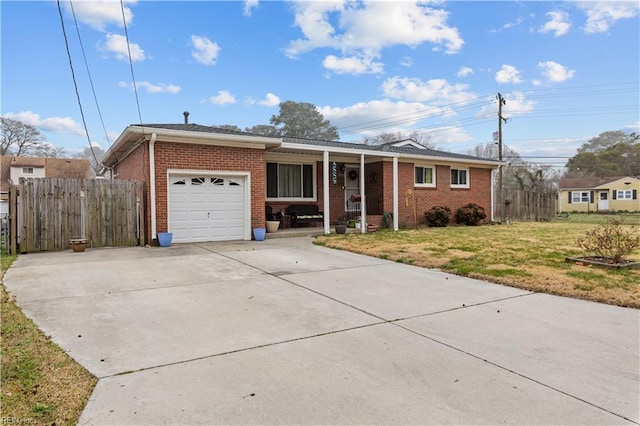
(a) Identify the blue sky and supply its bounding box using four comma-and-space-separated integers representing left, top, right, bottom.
2, 1, 639, 168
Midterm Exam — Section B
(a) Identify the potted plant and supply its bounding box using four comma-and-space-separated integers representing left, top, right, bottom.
69, 238, 88, 252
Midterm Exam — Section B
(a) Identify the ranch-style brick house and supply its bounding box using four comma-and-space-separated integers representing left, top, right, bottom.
558, 176, 640, 214
100, 122, 501, 244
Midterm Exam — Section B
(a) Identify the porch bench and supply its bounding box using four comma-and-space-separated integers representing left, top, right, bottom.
287, 204, 324, 228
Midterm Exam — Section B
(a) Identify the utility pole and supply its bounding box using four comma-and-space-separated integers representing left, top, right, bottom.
497, 93, 507, 222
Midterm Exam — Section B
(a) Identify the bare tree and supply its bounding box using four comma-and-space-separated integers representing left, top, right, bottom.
74, 145, 105, 177
366, 130, 435, 148
1, 117, 46, 156
32, 142, 67, 158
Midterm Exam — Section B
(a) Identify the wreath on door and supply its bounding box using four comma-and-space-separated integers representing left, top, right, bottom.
348, 169, 358, 180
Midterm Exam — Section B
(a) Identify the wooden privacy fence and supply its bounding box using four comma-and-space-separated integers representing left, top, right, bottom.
10, 178, 144, 253
494, 189, 557, 222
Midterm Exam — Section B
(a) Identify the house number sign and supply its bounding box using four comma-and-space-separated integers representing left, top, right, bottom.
331, 162, 337, 184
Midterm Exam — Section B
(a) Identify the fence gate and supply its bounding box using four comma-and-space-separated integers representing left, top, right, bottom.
10, 178, 144, 253
494, 189, 557, 222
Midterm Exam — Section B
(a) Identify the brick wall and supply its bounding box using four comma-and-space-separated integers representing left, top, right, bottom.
115, 141, 265, 241
381, 162, 493, 227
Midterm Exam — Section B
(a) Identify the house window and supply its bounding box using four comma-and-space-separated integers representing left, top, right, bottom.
266, 162, 314, 200
450, 168, 468, 188
572, 192, 590, 203
22, 167, 34, 174
415, 166, 435, 187
616, 190, 633, 200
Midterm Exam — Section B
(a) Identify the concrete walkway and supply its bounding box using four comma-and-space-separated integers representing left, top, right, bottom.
4, 237, 639, 425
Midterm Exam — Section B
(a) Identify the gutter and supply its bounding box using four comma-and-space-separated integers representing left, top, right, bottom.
149, 132, 157, 240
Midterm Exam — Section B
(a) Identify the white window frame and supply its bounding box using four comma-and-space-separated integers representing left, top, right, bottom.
572, 191, 590, 203
414, 165, 436, 188
266, 161, 317, 202
450, 168, 469, 188
22, 167, 34, 174
616, 190, 633, 200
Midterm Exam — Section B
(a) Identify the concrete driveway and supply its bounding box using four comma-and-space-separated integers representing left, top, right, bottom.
5, 237, 639, 425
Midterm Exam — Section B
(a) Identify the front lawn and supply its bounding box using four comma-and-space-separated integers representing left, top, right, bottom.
315, 215, 640, 308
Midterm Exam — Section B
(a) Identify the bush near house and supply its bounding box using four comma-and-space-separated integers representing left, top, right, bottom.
425, 206, 452, 227
455, 203, 487, 226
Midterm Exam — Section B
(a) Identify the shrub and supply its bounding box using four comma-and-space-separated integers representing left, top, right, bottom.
455, 203, 487, 226
425, 206, 452, 227
575, 218, 640, 264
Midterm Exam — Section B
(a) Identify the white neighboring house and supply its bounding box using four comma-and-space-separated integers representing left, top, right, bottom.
0, 155, 90, 217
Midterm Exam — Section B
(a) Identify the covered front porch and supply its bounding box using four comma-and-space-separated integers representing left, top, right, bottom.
265, 141, 400, 235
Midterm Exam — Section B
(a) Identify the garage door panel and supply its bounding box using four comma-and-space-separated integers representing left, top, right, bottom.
169, 174, 247, 243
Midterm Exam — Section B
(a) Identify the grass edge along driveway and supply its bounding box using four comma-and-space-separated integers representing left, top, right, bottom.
1, 253, 97, 425
315, 219, 640, 309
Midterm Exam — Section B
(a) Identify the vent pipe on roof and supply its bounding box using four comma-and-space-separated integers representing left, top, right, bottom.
183, 111, 189, 124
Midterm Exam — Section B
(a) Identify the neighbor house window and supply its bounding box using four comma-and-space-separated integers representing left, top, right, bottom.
266, 162, 314, 199
415, 166, 435, 187
616, 190, 633, 200
572, 191, 590, 203
22, 167, 34, 174
450, 168, 468, 187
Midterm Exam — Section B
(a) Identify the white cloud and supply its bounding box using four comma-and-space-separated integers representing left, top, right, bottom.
538, 61, 575, 82
319, 99, 439, 137
258, 93, 280, 107
503, 16, 524, 30
191, 35, 220, 65
244, 0, 259, 17
286, 1, 463, 75
118, 81, 181, 94
3, 111, 85, 136
322, 53, 384, 75
420, 126, 474, 145
63, 0, 136, 32
495, 65, 523, 84
400, 56, 413, 68
206, 90, 236, 105
477, 92, 535, 119
538, 11, 571, 37
457, 66, 473, 78
381, 76, 475, 105
101, 33, 146, 62
578, 2, 640, 34
532, 79, 542, 86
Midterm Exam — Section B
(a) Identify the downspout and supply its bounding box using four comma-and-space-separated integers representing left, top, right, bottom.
491, 168, 495, 222
149, 132, 157, 240
360, 154, 366, 233
393, 156, 399, 231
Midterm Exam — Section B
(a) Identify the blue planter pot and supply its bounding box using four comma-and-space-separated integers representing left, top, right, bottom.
253, 228, 266, 241
158, 232, 173, 247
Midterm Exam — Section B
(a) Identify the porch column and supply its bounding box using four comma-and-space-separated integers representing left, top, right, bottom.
323, 150, 330, 234
393, 156, 399, 231
360, 154, 366, 233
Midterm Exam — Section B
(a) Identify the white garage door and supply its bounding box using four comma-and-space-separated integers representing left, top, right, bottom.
168, 174, 247, 243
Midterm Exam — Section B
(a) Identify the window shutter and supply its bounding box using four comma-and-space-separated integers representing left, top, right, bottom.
613, 191, 617, 200
590, 191, 594, 203
568, 191, 572, 204
633, 189, 637, 200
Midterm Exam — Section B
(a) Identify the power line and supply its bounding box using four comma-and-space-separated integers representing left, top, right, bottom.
120, 0, 145, 131
69, 0, 111, 147
56, 0, 98, 166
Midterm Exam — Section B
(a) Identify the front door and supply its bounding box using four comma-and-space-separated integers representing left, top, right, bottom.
598, 191, 609, 211
344, 165, 360, 212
